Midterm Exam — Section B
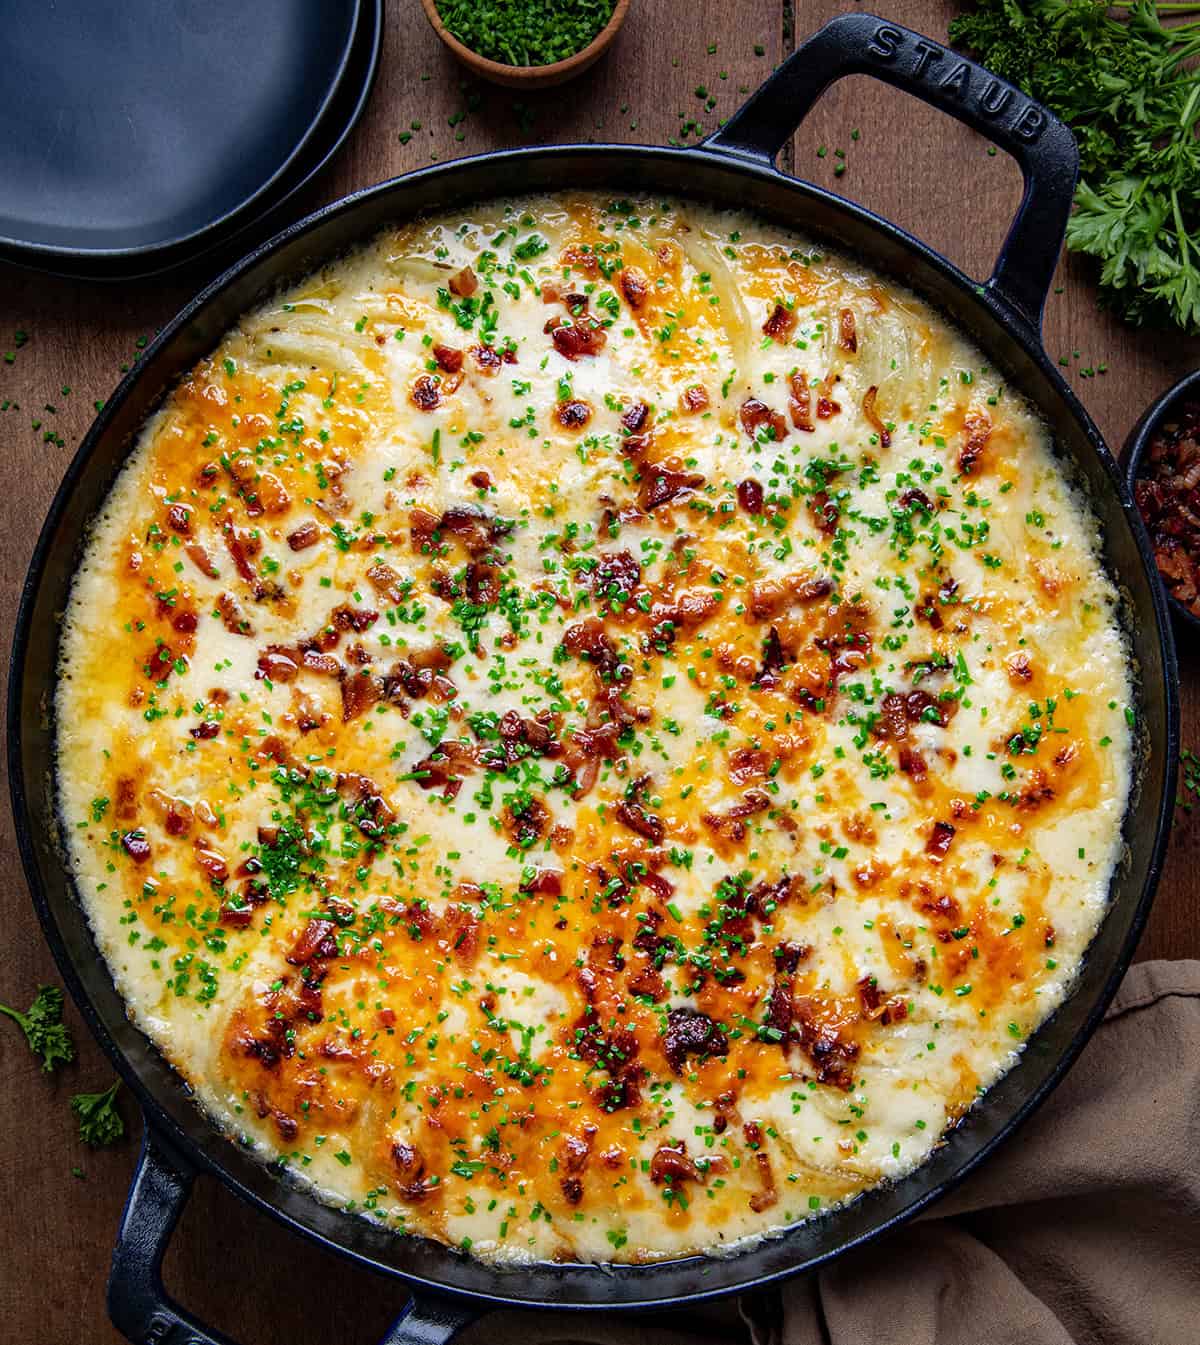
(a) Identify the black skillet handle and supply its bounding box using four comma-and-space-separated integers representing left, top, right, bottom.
108, 1125, 481, 1345
702, 12, 1079, 333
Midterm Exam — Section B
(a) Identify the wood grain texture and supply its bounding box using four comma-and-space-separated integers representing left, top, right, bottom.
0, 2, 1195, 1341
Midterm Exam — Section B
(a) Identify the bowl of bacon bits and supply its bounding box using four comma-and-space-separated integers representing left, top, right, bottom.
1128, 369, 1200, 628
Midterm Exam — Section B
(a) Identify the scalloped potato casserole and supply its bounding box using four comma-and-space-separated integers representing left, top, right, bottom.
57, 193, 1133, 1264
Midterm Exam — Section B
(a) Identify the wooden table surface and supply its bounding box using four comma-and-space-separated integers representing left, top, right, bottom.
1, 2, 1197, 1341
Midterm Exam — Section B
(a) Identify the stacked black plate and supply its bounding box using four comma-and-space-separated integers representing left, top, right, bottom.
0, 0, 382, 280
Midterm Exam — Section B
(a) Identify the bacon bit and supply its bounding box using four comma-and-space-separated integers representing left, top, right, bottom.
680, 384, 709, 414
775, 940, 810, 972
410, 375, 440, 411
703, 789, 770, 844
792, 998, 859, 1090
649, 1141, 701, 1185
1054, 742, 1078, 770
763, 302, 797, 341
256, 647, 300, 682
1006, 652, 1033, 684
432, 344, 463, 374
219, 900, 255, 929
728, 747, 768, 784
737, 478, 764, 514
916, 592, 944, 629
751, 575, 832, 625
171, 610, 198, 635
520, 868, 563, 897
448, 265, 477, 297
959, 409, 992, 475
223, 454, 262, 516
190, 719, 220, 740
434, 504, 511, 557
1017, 769, 1055, 811
620, 400, 651, 434
926, 820, 956, 860
614, 777, 665, 843
838, 307, 857, 353
562, 617, 628, 682
809, 489, 840, 535
816, 373, 842, 419
392, 1140, 434, 1201
556, 399, 592, 429
789, 373, 814, 432
753, 625, 787, 688
120, 831, 151, 863
150, 790, 191, 837
648, 588, 721, 641
166, 504, 192, 534
739, 397, 788, 443
340, 668, 382, 722
412, 739, 481, 800
439, 903, 480, 964
331, 605, 378, 634
222, 524, 264, 597
561, 1129, 596, 1183
217, 591, 253, 637
185, 541, 219, 579
748, 1151, 778, 1212
894, 744, 926, 779
639, 459, 705, 512
288, 919, 338, 966
194, 839, 228, 883
862, 385, 891, 447
900, 487, 934, 513
287, 520, 321, 551
591, 549, 642, 601
550, 318, 607, 360
857, 976, 885, 1018
554, 246, 597, 280
503, 793, 551, 849
487, 712, 559, 768
470, 344, 501, 372
627, 965, 666, 1001
619, 267, 648, 310
662, 1007, 728, 1073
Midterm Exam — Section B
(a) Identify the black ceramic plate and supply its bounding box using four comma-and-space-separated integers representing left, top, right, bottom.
0, 0, 362, 271
8, 0, 385, 284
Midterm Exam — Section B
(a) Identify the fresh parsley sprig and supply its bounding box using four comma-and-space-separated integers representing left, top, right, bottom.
951, 0, 1200, 333
71, 1079, 125, 1148
0, 984, 75, 1072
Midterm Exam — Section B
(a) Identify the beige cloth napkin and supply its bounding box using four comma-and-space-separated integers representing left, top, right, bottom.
459, 960, 1200, 1345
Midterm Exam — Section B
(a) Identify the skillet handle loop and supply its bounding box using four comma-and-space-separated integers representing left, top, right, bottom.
109, 1127, 483, 1345
107, 1126, 237, 1345
703, 12, 1079, 332
378, 1296, 482, 1345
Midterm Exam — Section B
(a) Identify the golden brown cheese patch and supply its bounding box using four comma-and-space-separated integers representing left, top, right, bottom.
56, 193, 1133, 1265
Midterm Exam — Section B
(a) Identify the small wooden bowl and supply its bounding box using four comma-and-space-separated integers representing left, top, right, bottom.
419, 0, 631, 89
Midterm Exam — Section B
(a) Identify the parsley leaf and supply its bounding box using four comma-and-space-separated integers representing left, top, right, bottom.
951, 0, 1200, 333
71, 1079, 125, 1148
0, 984, 75, 1072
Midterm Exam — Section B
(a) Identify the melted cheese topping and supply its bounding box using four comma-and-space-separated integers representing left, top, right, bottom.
57, 194, 1133, 1264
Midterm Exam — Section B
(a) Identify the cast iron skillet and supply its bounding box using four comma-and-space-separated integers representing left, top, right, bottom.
7, 15, 1179, 1345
